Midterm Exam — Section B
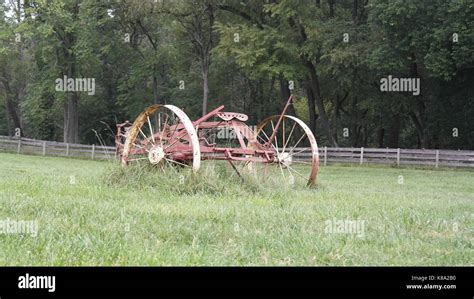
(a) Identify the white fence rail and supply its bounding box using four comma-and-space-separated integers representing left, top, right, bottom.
0, 135, 473, 168
0, 135, 115, 160
293, 146, 474, 168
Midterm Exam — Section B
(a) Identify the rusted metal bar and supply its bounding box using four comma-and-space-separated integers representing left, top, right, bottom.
192, 105, 225, 126
265, 95, 293, 147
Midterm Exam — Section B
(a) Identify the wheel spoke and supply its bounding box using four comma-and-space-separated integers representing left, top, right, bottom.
138, 126, 148, 141
286, 166, 294, 184
291, 160, 313, 165
164, 132, 185, 150
256, 131, 269, 145
282, 122, 296, 153
288, 133, 307, 156
260, 127, 271, 143
258, 127, 281, 154
165, 119, 182, 150
163, 158, 179, 174
271, 120, 279, 154
158, 113, 161, 136
160, 114, 170, 146
169, 118, 181, 140
131, 142, 150, 155
287, 147, 309, 159
282, 120, 286, 152
165, 157, 190, 168
286, 164, 307, 180
277, 159, 285, 178
147, 115, 155, 145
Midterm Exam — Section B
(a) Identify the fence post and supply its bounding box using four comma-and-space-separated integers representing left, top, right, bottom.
324, 146, 327, 166
360, 147, 364, 165
17, 138, 21, 154
91, 144, 95, 160
397, 148, 400, 166
435, 150, 439, 168
42, 141, 46, 156
66, 143, 69, 156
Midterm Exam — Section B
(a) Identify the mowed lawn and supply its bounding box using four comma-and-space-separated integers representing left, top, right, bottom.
0, 152, 472, 266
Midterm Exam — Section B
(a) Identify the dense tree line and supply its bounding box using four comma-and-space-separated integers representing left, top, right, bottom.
0, 0, 472, 149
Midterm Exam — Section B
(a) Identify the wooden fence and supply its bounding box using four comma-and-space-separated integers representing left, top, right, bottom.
0, 135, 115, 160
294, 146, 474, 168
0, 135, 473, 168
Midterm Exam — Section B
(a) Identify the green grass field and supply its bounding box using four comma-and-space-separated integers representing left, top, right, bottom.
0, 152, 472, 266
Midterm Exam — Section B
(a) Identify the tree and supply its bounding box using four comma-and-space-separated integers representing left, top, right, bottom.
0, 0, 28, 136
170, 0, 217, 116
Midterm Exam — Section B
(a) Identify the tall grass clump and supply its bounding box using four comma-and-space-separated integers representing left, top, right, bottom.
104, 161, 263, 196
102, 161, 314, 198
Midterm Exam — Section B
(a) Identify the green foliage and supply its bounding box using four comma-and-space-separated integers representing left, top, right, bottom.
0, 0, 472, 149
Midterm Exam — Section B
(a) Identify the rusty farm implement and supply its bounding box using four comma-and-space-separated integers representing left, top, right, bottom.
115, 95, 319, 186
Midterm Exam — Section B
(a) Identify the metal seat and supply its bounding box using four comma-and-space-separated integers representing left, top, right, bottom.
216, 112, 248, 122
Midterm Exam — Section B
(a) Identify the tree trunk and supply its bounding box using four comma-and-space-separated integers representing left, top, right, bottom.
64, 92, 79, 143
304, 61, 338, 146
351, 96, 359, 146
202, 66, 209, 116
333, 94, 342, 143
5, 95, 22, 136
387, 113, 401, 148
304, 78, 317, 135
60, 5, 80, 143
410, 112, 424, 148
363, 124, 368, 147
328, 0, 335, 18
152, 74, 160, 105
4, 104, 12, 136
1, 80, 22, 136
289, 17, 335, 145
409, 52, 429, 148
63, 60, 79, 143
377, 127, 385, 148
352, 0, 358, 21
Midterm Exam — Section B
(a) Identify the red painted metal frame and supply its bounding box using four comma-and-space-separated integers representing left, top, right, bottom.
115, 97, 292, 164
115, 94, 319, 185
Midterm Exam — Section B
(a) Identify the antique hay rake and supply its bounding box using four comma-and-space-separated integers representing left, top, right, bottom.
115, 96, 319, 186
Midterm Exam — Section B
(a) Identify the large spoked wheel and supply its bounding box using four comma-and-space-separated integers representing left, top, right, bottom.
255, 115, 319, 186
121, 104, 201, 173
